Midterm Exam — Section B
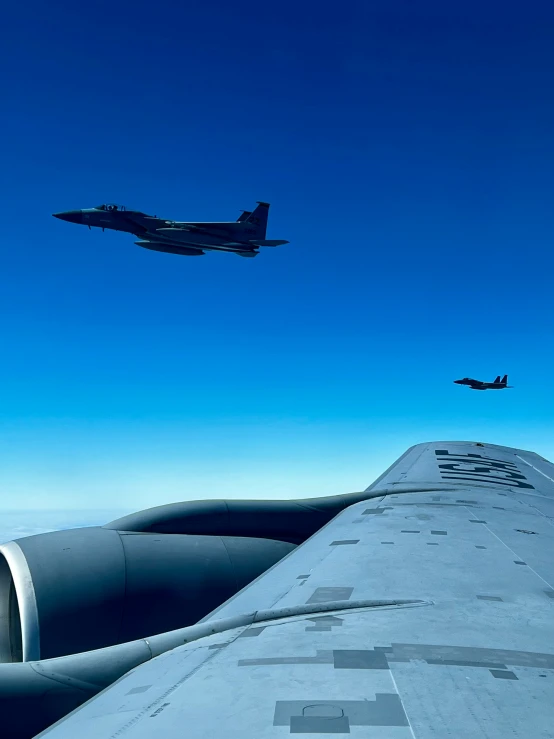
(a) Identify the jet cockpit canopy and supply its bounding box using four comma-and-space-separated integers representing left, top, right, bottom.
94, 203, 126, 212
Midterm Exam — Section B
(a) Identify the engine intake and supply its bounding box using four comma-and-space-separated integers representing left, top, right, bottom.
0, 527, 294, 662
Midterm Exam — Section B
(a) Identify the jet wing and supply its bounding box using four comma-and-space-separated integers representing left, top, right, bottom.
248, 239, 289, 247
37, 441, 554, 738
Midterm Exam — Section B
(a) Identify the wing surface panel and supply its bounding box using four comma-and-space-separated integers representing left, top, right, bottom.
366, 440, 554, 497
38, 441, 554, 738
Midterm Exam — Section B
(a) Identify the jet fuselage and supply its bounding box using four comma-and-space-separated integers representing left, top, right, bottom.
53, 202, 287, 258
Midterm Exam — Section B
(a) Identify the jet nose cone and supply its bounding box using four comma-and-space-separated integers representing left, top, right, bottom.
53, 210, 83, 224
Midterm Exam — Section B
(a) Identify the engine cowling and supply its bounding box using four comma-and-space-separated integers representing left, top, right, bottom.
0, 527, 294, 662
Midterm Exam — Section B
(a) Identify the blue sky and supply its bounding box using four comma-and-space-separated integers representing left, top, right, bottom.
1, 1, 554, 512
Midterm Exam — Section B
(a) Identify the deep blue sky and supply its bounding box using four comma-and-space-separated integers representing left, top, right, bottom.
1, 1, 553, 510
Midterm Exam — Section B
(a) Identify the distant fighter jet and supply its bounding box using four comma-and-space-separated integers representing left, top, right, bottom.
53, 202, 288, 258
454, 375, 512, 390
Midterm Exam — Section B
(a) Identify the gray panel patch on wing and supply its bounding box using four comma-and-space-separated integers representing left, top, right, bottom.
290, 703, 348, 734
239, 650, 333, 667
477, 595, 503, 601
387, 643, 554, 669
274, 695, 409, 729
333, 649, 390, 669
330, 540, 360, 546
237, 627, 266, 637
307, 587, 354, 604
126, 685, 151, 695
290, 714, 350, 733
426, 659, 507, 669
431, 530, 447, 535
308, 616, 344, 625
362, 508, 392, 515
490, 670, 519, 680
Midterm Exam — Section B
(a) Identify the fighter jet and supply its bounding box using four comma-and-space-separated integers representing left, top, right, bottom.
454, 374, 512, 390
52, 201, 288, 258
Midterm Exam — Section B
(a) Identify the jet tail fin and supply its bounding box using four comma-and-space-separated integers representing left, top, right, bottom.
236, 210, 252, 222
242, 202, 269, 239
494, 376, 501, 384
501, 374, 508, 384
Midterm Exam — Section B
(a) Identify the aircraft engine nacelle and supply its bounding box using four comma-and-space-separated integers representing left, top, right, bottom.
0, 527, 294, 663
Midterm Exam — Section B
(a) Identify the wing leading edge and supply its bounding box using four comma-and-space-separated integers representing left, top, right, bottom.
36, 441, 554, 738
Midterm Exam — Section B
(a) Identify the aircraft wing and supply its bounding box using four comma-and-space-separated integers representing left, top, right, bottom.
249, 239, 289, 247
38, 441, 554, 738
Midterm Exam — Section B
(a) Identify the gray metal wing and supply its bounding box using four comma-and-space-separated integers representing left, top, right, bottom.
37, 441, 554, 738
